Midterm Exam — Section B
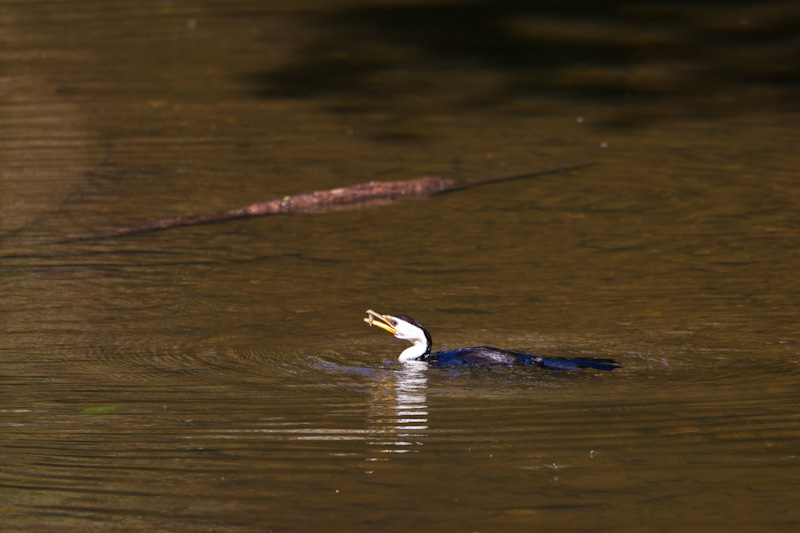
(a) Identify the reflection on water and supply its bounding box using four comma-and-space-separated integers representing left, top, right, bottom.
368, 361, 428, 455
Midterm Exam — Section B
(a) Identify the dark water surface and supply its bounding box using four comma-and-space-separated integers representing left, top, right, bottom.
2, 1, 799, 531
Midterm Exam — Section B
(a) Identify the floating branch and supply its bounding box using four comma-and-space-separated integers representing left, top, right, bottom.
63, 164, 589, 241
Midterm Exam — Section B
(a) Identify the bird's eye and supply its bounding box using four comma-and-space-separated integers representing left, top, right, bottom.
391, 320, 397, 326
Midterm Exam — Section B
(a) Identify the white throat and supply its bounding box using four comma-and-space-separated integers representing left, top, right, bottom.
398, 340, 428, 362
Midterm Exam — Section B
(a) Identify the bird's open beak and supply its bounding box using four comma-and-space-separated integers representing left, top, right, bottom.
364, 309, 397, 335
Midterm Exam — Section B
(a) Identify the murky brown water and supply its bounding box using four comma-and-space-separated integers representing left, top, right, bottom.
2, 1, 799, 531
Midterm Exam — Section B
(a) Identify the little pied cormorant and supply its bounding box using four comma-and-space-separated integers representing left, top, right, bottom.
364, 309, 619, 371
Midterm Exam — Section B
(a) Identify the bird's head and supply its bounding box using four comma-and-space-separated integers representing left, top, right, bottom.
364, 309, 432, 361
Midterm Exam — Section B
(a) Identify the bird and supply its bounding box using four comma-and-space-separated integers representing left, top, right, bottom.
364, 309, 619, 371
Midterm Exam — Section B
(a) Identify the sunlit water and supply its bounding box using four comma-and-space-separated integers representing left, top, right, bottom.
2, 1, 799, 531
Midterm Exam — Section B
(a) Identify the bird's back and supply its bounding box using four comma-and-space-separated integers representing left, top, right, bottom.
428, 346, 619, 371
429, 346, 544, 366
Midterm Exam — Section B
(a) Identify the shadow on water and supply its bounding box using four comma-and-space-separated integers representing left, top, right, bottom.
245, 0, 800, 119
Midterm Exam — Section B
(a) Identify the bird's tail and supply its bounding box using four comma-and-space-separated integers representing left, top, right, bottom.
540, 357, 620, 371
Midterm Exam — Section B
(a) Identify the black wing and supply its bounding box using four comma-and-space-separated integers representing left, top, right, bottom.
429, 346, 619, 371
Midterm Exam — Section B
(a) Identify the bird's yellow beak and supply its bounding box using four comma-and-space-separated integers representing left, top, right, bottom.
364, 309, 397, 335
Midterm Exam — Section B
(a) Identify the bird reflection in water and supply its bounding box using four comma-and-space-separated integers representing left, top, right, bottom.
367, 360, 428, 455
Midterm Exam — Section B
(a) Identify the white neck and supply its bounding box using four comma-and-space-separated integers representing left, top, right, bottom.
398, 340, 428, 362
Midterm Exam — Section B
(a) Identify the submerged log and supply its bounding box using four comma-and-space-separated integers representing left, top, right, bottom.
64, 164, 588, 241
